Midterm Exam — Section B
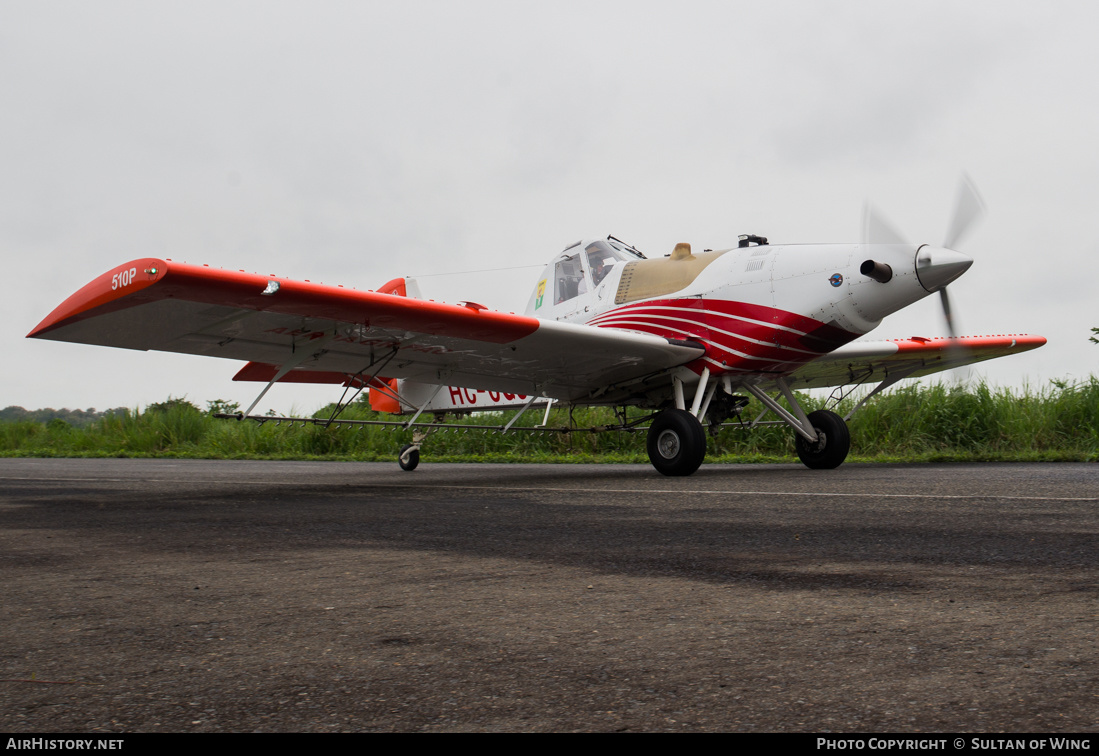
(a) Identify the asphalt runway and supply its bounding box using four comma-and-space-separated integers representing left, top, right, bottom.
1, 458, 1096, 733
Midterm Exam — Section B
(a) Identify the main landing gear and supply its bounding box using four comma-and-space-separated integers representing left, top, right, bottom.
387, 375, 853, 475
741, 381, 852, 471
794, 409, 851, 470
644, 375, 853, 476
643, 404, 851, 475
646, 409, 707, 476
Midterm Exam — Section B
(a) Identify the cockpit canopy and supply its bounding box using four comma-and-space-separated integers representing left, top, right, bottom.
552, 240, 641, 305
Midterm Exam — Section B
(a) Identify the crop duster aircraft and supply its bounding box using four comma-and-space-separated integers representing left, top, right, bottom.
28, 181, 1044, 475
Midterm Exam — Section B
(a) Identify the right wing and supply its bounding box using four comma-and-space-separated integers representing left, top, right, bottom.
28, 258, 704, 402
772, 335, 1047, 391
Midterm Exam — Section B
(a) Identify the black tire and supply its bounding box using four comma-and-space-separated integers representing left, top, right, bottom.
398, 444, 420, 471
646, 409, 707, 476
795, 410, 851, 470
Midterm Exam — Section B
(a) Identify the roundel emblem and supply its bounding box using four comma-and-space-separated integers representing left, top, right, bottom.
829, 273, 844, 287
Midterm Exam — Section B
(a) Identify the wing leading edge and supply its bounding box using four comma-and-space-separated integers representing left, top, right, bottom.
28, 258, 705, 401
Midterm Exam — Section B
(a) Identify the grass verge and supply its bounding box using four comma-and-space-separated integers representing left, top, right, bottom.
3, 379, 1097, 464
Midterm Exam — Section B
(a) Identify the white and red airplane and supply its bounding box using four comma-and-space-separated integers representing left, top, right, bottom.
27, 183, 1044, 475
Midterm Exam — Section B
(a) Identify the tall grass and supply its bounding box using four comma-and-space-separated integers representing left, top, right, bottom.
2, 379, 1097, 462
842, 378, 1099, 460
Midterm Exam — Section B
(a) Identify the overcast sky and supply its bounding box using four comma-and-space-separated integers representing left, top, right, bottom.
4, 0, 1097, 414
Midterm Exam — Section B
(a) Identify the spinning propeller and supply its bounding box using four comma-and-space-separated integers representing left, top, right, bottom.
935, 175, 985, 340
863, 175, 984, 345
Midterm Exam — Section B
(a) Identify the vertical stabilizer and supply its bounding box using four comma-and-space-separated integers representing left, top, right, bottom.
376, 277, 422, 298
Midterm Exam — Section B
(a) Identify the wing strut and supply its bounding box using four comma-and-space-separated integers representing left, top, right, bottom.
839, 367, 919, 421
241, 334, 337, 417
539, 398, 555, 428
402, 384, 445, 429
323, 347, 401, 427
502, 394, 541, 433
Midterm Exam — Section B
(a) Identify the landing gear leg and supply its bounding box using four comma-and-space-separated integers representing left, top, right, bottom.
646, 409, 706, 476
743, 380, 852, 470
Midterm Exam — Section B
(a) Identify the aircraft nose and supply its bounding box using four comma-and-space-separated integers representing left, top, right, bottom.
915, 245, 973, 292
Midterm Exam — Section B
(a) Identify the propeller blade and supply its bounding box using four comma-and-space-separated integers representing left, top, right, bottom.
942, 173, 985, 250
862, 202, 909, 247
939, 288, 958, 340
864, 176, 982, 381
939, 286, 971, 380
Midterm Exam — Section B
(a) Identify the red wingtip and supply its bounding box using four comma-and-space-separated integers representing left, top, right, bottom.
27, 259, 169, 338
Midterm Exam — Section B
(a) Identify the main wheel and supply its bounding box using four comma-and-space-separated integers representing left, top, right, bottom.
398, 443, 420, 471
646, 409, 706, 476
795, 410, 851, 469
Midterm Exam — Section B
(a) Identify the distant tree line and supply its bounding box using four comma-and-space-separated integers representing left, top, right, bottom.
0, 405, 129, 428
0, 397, 242, 429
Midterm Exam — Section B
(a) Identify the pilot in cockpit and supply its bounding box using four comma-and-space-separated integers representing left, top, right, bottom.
587, 248, 608, 287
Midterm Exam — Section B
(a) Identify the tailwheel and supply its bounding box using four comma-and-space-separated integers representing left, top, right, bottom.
795, 410, 851, 470
398, 443, 420, 471
646, 409, 706, 476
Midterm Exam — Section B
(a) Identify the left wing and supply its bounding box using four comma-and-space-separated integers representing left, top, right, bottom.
28, 258, 704, 401
772, 334, 1046, 390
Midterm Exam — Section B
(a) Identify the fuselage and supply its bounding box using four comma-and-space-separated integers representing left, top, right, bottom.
524, 237, 971, 380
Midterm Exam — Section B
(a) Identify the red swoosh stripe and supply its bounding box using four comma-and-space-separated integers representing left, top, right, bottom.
588, 298, 859, 373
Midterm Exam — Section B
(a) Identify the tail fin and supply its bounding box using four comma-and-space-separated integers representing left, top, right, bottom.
376, 276, 423, 298
370, 277, 422, 414
369, 378, 401, 413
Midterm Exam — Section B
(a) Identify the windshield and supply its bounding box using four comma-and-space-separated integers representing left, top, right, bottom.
584, 241, 631, 288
